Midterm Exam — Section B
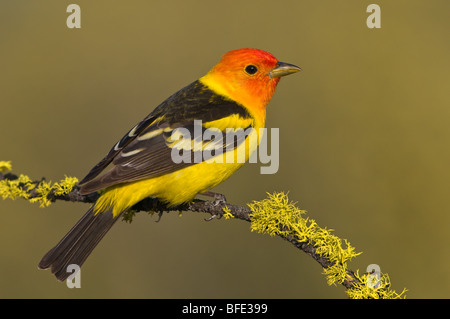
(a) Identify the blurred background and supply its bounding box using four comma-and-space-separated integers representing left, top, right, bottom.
1, 1, 449, 298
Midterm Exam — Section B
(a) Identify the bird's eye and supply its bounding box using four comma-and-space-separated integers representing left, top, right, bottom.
244, 65, 258, 75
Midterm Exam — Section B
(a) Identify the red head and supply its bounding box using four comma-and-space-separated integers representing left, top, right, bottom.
200, 48, 300, 126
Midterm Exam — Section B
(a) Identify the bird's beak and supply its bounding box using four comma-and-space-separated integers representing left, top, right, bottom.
269, 62, 302, 78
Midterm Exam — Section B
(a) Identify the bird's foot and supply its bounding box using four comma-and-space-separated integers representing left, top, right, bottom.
200, 191, 227, 221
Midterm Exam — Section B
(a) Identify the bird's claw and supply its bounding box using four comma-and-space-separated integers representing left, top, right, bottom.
197, 191, 228, 221
204, 214, 219, 222
212, 193, 227, 206
155, 210, 164, 223
201, 192, 227, 221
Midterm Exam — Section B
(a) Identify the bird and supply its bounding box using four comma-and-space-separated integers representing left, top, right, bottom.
38, 48, 301, 281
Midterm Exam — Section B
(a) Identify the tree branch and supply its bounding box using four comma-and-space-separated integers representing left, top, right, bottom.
0, 169, 406, 298
0, 171, 360, 289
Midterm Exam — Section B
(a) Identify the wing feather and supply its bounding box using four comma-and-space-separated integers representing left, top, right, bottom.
79, 80, 254, 194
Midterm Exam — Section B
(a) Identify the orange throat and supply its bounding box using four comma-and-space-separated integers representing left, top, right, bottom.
200, 71, 279, 127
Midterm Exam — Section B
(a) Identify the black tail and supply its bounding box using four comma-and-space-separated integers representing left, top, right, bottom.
38, 206, 123, 281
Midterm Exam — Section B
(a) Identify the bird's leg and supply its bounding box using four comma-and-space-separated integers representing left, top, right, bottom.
200, 191, 227, 221
200, 191, 227, 206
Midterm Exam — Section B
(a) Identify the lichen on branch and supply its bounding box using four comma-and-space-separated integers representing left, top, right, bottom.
0, 161, 79, 207
0, 160, 406, 298
249, 192, 361, 286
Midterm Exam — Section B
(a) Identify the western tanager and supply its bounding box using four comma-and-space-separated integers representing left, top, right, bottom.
38, 48, 301, 281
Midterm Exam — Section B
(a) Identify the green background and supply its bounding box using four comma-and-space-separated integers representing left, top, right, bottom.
1, 1, 449, 298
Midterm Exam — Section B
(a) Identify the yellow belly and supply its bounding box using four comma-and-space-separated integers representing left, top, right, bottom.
94, 128, 261, 217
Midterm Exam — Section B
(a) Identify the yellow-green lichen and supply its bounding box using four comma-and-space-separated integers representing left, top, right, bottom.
0, 162, 78, 208
0, 174, 34, 200
28, 180, 53, 207
247, 192, 405, 298
222, 206, 234, 219
345, 270, 407, 299
0, 161, 12, 172
53, 176, 79, 196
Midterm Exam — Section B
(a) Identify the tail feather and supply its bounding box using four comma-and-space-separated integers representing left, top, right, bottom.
38, 206, 123, 281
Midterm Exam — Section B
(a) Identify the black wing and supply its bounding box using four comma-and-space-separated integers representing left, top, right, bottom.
79, 80, 253, 194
